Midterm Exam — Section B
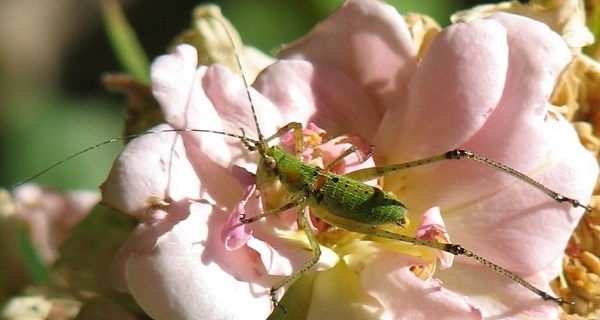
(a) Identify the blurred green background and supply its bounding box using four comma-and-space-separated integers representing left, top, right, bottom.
0, 0, 499, 191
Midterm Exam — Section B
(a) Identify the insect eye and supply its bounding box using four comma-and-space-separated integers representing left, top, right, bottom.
264, 156, 277, 170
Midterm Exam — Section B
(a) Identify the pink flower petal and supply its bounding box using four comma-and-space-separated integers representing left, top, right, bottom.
123, 202, 273, 319
13, 184, 100, 264
415, 206, 454, 269
254, 60, 379, 141
101, 123, 202, 216
221, 180, 255, 251
435, 261, 559, 318
361, 251, 483, 320
244, 212, 340, 278
151, 44, 198, 127
378, 13, 583, 215
279, 0, 417, 119
375, 18, 508, 160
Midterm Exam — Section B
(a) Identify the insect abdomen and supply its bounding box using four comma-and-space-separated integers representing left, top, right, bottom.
312, 172, 408, 225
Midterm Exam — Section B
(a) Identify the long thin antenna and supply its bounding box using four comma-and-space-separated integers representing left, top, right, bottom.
206, 15, 267, 149
13, 128, 256, 189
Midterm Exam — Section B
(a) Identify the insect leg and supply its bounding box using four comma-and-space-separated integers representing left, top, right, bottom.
268, 206, 322, 312
323, 212, 572, 306
264, 122, 304, 156
239, 196, 305, 223
345, 148, 590, 212
324, 144, 375, 172
370, 228, 572, 306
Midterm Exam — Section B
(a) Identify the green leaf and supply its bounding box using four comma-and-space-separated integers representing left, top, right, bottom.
101, 0, 150, 83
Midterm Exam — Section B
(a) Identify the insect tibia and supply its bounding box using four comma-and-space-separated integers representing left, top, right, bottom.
239, 199, 302, 224
358, 226, 570, 307
356, 144, 376, 163
454, 244, 572, 306
444, 148, 592, 213
264, 207, 321, 312
540, 293, 574, 307
264, 122, 303, 147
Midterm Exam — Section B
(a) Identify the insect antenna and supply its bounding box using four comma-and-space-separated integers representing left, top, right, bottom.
13, 128, 256, 189
208, 15, 268, 154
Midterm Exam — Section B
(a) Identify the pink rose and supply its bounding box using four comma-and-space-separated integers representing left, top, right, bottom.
101, 0, 597, 318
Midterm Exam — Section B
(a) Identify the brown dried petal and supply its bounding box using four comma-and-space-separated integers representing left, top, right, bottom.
402, 13, 441, 63
170, 4, 275, 82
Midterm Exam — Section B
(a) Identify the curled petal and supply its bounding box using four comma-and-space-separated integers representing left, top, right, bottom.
122, 202, 273, 319
101, 124, 201, 216
415, 207, 454, 269
222, 167, 257, 251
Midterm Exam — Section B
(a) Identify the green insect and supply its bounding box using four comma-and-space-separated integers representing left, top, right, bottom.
16, 12, 592, 316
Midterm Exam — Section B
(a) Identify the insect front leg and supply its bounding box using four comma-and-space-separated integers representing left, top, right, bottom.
239, 199, 301, 223
265, 122, 304, 156
239, 197, 322, 312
